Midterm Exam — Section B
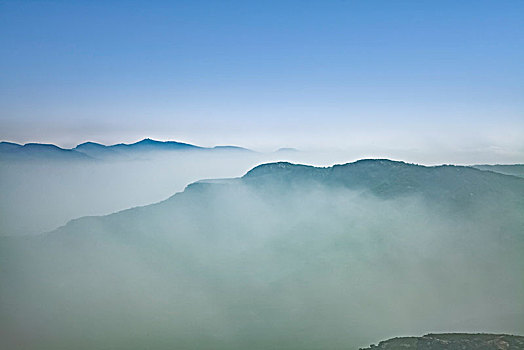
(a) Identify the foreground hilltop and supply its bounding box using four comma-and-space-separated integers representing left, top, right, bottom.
360, 333, 524, 350
238, 160, 524, 213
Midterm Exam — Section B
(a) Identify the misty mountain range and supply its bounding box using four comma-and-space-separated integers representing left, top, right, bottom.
0, 138, 253, 161
0, 140, 522, 237
1, 139, 522, 177
1, 159, 523, 349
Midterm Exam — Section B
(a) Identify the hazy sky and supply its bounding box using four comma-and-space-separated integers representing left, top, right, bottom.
1, 0, 523, 155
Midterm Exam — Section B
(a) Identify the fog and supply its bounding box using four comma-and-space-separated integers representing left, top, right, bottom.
1, 165, 523, 350
2, 147, 520, 237
0, 151, 295, 236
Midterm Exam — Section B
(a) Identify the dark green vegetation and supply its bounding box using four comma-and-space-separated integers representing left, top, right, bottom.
360, 333, 524, 350
1, 160, 523, 350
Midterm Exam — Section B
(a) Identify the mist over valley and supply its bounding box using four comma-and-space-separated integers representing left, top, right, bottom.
1, 155, 523, 349
2, 0, 523, 348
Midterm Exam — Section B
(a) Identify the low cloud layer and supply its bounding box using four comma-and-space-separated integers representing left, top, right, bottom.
1, 163, 523, 349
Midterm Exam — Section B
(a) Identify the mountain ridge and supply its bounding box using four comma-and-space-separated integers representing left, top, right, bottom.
45, 158, 524, 237
0, 138, 254, 160
0, 142, 93, 160
241, 159, 524, 205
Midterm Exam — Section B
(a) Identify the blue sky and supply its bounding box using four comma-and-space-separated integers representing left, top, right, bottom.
0, 0, 523, 156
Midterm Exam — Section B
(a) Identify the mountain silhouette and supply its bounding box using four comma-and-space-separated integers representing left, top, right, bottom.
0, 138, 254, 161
0, 141, 92, 160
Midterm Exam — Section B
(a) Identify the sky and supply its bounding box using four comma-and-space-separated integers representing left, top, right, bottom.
0, 0, 523, 157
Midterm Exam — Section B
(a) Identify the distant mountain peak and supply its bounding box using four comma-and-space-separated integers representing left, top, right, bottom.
23, 142, 63, 149
134, 138, 159, 144
0, 141, 22, 150
75, 141, 106, 148
0, 141, 22, 146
